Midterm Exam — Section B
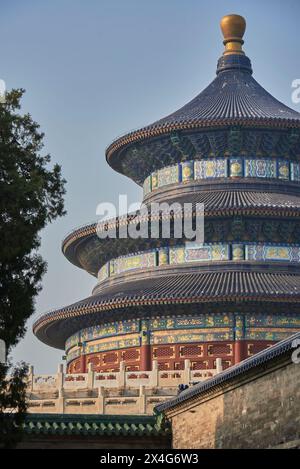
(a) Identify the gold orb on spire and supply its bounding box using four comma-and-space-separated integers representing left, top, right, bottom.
220, 14, 246, 56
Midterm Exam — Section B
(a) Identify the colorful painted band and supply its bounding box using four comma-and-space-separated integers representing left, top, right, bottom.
143, 158, 300, 196
98, 242, 300, 282
65, 312, 300, 363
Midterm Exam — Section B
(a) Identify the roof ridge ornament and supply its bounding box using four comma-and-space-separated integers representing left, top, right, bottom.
216, 14, 252, 74
220, 14, 246, 56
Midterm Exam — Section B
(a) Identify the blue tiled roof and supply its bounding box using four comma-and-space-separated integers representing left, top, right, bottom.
152, 61, 300, 126
34, 268, 300, 349
106, 52, 300, 171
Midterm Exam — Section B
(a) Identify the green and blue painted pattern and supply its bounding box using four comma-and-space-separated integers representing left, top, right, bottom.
65, 313, 300, 362
97, 242, 300, 282
143, 157, 300, 196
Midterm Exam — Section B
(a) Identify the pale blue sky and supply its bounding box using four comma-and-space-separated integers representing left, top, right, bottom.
1, 0, 299, 372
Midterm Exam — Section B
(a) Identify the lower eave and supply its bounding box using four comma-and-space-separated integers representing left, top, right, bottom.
33, 266, 300, 349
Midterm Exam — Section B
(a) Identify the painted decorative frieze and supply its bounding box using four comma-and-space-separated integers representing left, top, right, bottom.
245, 329, 300, 341
65, 319, 140, 351
245, 313, 300, 328
149, 313, 234, 330
143, 175, 152, 196
232, 244, 244, 260
278, 160, 290, 180
229, 158, 243, 177
185, 243, 229, 262
158, 247, 169, 265
245, 159, 277, 178
291, 161, 300, 181
65, 312, 300, 363
143, 157, 300, 196
98, 263, 109, 282
97, 243, 300, 283
194, 158, 227, 179
86, 335, 140, 354
169, 246, 185, 265
113, 251, 156, 275
150, 329, 234, 345
151, 172, 158, 190
157, 164, 179, 188
181, 161, 194, 182
245, 244, 300, 262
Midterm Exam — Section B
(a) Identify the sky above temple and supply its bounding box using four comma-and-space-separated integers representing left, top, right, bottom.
1, 0, 300, 372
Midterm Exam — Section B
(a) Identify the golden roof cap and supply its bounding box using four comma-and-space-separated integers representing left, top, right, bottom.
220, 14, 246, 55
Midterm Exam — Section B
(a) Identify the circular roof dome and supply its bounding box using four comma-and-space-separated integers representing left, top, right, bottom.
106, 15, 300, 184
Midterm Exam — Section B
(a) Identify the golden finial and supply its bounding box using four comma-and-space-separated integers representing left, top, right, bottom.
220, 14, 246, 56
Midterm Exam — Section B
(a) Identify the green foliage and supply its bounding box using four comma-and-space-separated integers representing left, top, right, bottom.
0, 89, 66, 447
0, 361, 28, 448
0, 89, 66, 348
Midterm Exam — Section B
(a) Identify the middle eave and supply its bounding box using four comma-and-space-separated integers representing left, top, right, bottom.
62, 185, 300, 276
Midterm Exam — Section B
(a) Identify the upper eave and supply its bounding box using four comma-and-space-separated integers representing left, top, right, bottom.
105, 61, 300, 183
106, 117, 300, 172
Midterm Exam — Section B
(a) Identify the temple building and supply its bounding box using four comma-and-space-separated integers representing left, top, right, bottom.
33, 14, 300, 376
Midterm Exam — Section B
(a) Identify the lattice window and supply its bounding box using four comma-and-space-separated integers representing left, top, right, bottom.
103, 352, 118, 363
208, 343, 232, 356
153, 346, 175, 358
158, 362, 170, 370
73, 359, 81, 372
122, 349, 140, 361
87, 356, 100, 369
247, 342, 273, 356
179, 345, 203, 357
192, 361, 209, 370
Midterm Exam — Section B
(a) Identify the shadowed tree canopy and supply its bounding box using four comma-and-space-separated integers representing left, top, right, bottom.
0, 89, 66, 349
0, 89, 66, 447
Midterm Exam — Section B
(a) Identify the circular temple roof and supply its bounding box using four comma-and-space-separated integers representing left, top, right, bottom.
106, 16, 300, 183
34, 15, 300, 351
34, 264, 300, 349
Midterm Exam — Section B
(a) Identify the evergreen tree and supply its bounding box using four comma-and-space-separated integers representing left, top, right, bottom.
0, 89, 66, 447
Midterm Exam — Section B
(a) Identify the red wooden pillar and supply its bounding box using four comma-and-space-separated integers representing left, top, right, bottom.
140, 344, 152, 371
79, 353, 86, 373
234, 314, 246, 364
234, 340, 247, 364
140, 320, 151, 371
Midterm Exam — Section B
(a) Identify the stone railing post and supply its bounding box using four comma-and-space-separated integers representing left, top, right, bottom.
184, 359, 191, 384
57, 364, 65, 413
57, 363, 64, 394
138, 385, 146, 414
119, 361, 126, 388
87, 362, 94, 389
150, 360, 158, 387
28, 365, 34, 392
96, 386, 105, 414
216, 357, 223, 374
